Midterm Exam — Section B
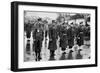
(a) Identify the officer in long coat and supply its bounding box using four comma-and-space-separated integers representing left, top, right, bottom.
57, 17, 68, 52
67, 50, 74, 60
77, 25, 84, 46
48, 20, 58, 58
59, 24, 68, 51
67, 26, 74, 48
84, 26, 90, 41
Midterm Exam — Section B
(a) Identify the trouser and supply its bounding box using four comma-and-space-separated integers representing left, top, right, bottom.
69, 46, 72, 48
35, 51, 41, 61
50, 50, 55, 57
77, 39, 84, 46
61, 48, 66, 51
34, 40, 42, 61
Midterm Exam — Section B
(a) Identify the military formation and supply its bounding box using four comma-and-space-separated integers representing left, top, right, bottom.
24, 16, 90, 62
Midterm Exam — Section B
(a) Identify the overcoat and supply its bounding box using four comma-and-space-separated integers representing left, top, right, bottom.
59, 25, 68, 48
77, 30, 84, 46
67, 27, 74, 48
24, 23, 32, 38
33, 28, 44, 52
48, 26, 58, 51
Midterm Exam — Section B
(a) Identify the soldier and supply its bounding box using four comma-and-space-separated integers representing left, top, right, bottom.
26, 40, 31, 55
67, 50, 74, 60
76, 49, 83, 59
24, 20, 32, 39
58, 17, 68, 53
77, 25, 84, 46
59, 52, 66, 60
84, 26, 90, 47
72, 23, 79, 38
59, 25, 68, 52
48, 20, 58, 59
67, 26, 74, 49
84, 25, 90, 41
32, 18, 44, 61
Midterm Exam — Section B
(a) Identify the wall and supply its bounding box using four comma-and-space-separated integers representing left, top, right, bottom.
0, 0, 99, 73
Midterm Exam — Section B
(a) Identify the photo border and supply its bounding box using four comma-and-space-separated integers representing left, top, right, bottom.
11, 1, 98, 72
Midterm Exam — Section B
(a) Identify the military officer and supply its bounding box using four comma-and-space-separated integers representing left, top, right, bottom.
77, 25, 84, 46
32, 18, 44, 61
24, 20, 32, 39
48, 20, 58, 58
58, 17, 68, 53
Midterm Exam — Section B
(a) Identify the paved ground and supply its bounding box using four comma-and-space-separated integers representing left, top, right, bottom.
24, 35, 90, 62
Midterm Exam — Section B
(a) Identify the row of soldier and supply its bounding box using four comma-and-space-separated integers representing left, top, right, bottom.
24, 17, 90, 61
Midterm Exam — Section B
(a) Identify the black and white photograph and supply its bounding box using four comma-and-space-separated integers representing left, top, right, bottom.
11, 1, 97, 71
24, 11, 91, 62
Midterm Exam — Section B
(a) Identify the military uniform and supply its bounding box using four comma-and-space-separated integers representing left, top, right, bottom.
26, 40, 31, 55
48, 25, 58, 57
67, 27, 74, 48
32, 27, 44, 61
84, 26, 90, 41
59, 24, 68, 51
67, 50, 73, 60
76, 49, 82, 59
77, 26, 84, 46
24, 23, 32, 38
